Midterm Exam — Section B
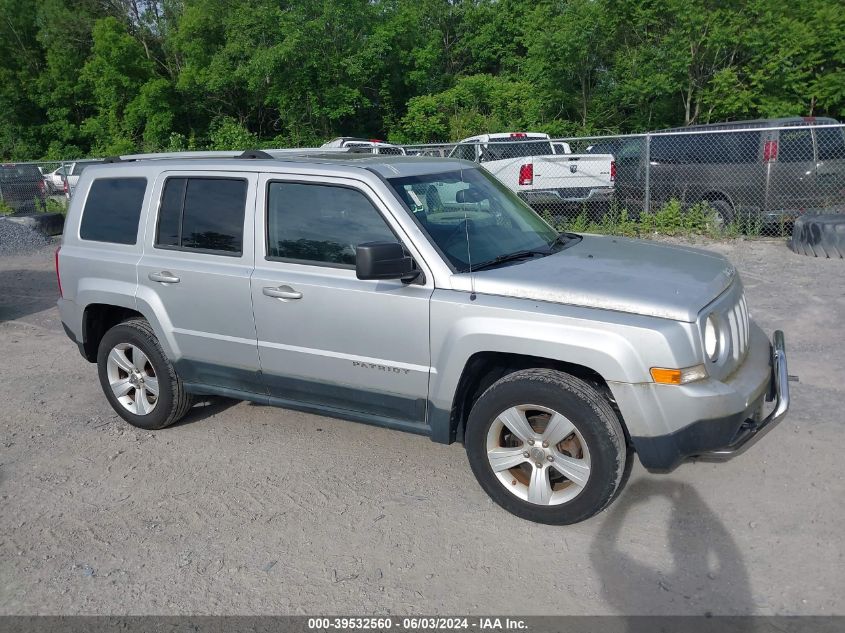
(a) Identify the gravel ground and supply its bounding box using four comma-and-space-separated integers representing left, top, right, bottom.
0, 218, 51, 257
0, 238, 843, 615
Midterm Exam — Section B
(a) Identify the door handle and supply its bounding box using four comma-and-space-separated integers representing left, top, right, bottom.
263, 285, 302, 300
148, 271, 180, 284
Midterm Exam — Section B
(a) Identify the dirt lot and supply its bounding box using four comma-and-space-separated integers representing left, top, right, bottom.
0, 238, 842, 615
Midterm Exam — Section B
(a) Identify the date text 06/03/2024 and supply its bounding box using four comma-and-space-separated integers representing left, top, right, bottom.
306, 617, 528, 630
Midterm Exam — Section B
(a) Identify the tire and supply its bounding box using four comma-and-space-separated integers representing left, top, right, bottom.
465, 368, 628, 525
97, 318, 193, 430
790, 214, 845, 258
707, 199, 734, 229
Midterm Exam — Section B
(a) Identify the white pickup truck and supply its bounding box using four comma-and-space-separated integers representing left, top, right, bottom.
448, 132, 615, 212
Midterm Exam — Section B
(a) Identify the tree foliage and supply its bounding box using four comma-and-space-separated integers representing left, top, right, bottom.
0, 0, 841, 158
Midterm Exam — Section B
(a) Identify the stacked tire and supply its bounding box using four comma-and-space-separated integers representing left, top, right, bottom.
790, 214, 845, 258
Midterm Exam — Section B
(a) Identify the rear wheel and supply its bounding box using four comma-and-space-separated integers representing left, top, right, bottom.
465, 369, 628, 525
97, 318, 193, 430
707, 199, 734, 231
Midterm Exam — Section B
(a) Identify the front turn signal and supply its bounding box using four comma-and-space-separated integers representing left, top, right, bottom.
650, 364, 707, 385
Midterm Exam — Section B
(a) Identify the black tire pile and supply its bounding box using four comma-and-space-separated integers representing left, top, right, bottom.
790, 214, 845, 258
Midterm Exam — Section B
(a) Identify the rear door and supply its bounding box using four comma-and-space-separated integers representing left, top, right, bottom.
137, 171, 263, 393
250, 173, 433, 429
768, 127, 816, 214
813, 125, 845, 211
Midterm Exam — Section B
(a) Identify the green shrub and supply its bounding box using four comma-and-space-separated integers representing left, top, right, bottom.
548, 198, 740, 239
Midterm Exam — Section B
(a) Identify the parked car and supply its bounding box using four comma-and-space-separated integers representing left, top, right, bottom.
43, 164, 70, 194
63, 160, 104, 198
601, 117, 845, 225
407, 146, 453, 158
321, 137, 406, 155
56, 149, 789, 525
449, 132, 615, 214
0, 163, 47, 212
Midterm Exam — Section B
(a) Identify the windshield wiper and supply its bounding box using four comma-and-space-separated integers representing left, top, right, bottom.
469, 249, 549, 272
549, 232, 581, 250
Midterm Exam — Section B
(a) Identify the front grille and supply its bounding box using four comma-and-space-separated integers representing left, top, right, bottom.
726, 293, 750, 363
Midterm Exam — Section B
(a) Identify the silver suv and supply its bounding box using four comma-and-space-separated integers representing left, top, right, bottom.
57, 150, 789, 524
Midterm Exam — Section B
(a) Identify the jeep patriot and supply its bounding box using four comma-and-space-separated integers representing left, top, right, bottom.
56, 150, 789, 524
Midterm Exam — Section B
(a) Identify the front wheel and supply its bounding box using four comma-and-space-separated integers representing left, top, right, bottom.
465, 369, 629, 524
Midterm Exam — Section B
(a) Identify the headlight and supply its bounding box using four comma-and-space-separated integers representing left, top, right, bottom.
704, 313, 720, 362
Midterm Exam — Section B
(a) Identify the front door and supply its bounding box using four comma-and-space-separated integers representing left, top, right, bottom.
250, 174, 433, 429
137, 171, 262, 392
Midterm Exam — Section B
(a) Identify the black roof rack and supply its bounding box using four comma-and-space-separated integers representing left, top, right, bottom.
238, 150, 274, 159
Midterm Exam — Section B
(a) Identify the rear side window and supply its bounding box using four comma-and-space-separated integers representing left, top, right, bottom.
816, 127, 845, 161
79, 178, 147, 244
721, 132, 761, 163
155, 177, 247, 255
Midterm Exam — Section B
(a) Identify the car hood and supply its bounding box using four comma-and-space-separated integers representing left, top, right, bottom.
461, 235, 737, 322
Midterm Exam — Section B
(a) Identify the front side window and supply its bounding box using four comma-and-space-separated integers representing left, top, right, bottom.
155, 177, 246, 255
722, 131, 761, 163
80, 178, 147, 244
266, 182, 396, 266
388, 167, 559, 272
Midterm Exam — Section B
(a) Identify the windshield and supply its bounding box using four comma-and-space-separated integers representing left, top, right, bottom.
387, 167, 560, 272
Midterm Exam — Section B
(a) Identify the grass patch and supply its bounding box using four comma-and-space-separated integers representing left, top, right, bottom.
34, 197, 68, 214
543, 199, 771, 239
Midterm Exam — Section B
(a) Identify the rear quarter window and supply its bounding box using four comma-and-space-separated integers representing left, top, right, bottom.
79, 178, 148, 245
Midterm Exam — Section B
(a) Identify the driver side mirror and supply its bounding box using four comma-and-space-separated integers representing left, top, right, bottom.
356, 241, 421, 283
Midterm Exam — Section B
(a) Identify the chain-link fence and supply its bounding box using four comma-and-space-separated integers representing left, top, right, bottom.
4, 122, 843, 240
0, 160, 80, 217
405, 122, 845, 237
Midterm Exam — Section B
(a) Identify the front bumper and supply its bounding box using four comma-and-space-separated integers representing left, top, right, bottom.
628, 330, 790, 473
695, 330, 789, 461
